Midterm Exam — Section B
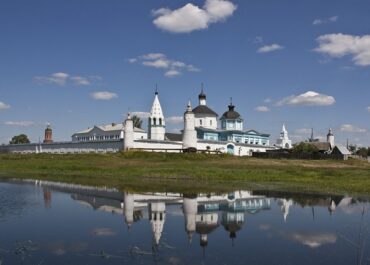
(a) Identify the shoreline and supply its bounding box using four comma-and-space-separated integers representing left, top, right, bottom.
0, 152, 369, 195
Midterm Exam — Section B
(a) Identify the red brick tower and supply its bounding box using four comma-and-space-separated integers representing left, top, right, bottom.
43, 123, 53, 143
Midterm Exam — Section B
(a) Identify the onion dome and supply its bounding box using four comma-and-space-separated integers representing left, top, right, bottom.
199, 86, 206, 101
221, 100, 241, 120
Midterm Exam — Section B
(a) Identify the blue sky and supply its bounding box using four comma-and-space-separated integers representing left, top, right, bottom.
1, 0, 370, 146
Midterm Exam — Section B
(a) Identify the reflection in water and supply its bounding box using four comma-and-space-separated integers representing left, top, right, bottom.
0, 180, 370, 265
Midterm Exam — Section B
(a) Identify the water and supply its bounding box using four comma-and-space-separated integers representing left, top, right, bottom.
0, 181, 369, 265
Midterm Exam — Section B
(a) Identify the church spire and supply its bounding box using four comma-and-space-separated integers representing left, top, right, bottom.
198, 83, 206, 106
148, 90, 165, 140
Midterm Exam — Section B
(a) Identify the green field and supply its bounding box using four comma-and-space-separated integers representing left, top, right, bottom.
0, 152, 370, 195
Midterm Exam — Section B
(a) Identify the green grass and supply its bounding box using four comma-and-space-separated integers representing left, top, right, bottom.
0, 151, 370, 195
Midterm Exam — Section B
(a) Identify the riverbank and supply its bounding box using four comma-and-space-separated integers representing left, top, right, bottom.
0, 152, 369, 195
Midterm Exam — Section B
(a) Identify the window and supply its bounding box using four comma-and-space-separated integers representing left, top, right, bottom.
153, 118, 156, 125
200, 119, 203, 126
159, 118, 162, 125
210, 120, 212, 126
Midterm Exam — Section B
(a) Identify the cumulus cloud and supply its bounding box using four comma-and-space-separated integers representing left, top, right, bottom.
255, 106, 270, 112
129, 53, 200, 77
4, 121, 36, 127
34, 72, 99, 86
70, 76, 91, 86
166, 116, 183, 124
277, 91, 335, 106
0, 101, 10, 110
367, 106, 370, 112
340, 124, 367, 133
314, 33, 370, 66
90, 91, 118, 100
165, 69, 181, 77
152, 0, 237, 33
257, 44, 284, 53
313, 16, 338, 25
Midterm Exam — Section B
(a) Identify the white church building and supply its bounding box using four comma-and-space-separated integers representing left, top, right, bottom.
0, 88, 276, 156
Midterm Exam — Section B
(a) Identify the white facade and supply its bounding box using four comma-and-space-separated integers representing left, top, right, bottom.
72, 123, 146, 142
195, 115, 218, 130
182, 101, 197, 150
124, 113, 134, 151
275, 124, 292, 149
327, 128, 335, 149
148, 92, 166, 141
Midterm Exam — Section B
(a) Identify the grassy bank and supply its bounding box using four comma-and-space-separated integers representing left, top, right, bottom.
0, 152, 370, 195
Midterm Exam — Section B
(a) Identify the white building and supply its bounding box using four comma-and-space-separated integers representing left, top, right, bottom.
148, 91, 166, 141
72, 123, 146, 142
1, 88, 274, 156
193, 87, 218, 130
275, 124, 292, 149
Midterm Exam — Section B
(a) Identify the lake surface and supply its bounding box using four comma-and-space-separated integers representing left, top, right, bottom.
0, 180, 369, 265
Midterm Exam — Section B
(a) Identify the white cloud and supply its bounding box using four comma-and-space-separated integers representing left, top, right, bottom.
70, 76, 90, 86
255, 106, 270, 112
340, 124, 367, 133
129, 53, 200, 77
0, 101, 10, 110
128, 58, 137, 63
264, 98, 272, 103
314, 33, 370, 66
367, 106, 370, 112
152, 0, 237, 33
166, 116, 183, 124
257, 44, 284, 53
143, 59, 170, 69
140, 53, 166, 60
5, 121, 35, 127
277, 91, 335, 106
90, 91, 118, 100
165, 69, 181, 77
313, 16, 338, 25
35, 72, 69, 86
35, 72, 98, 86
254, 36, 263, 43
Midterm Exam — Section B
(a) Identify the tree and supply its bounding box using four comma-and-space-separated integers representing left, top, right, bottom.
356, 147, 369, 158
10, 134, 30, 144
292, 142, 319, 154
348, 144, 357, 154
132, 115, 142, 129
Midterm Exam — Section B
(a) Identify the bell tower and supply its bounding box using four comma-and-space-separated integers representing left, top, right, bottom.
43, 123, 53, 143
148, 89, 166, 140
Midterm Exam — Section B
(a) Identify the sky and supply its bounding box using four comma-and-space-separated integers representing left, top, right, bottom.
0, 0, 370, 146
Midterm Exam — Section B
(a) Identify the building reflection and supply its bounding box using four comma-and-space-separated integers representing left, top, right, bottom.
43, 188, 52, 208
119, 190, 271, 251
58, 183, 357, 255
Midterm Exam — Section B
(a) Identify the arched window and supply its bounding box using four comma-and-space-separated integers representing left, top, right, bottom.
153, 118, 156, 125
159, 118, 162, 125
